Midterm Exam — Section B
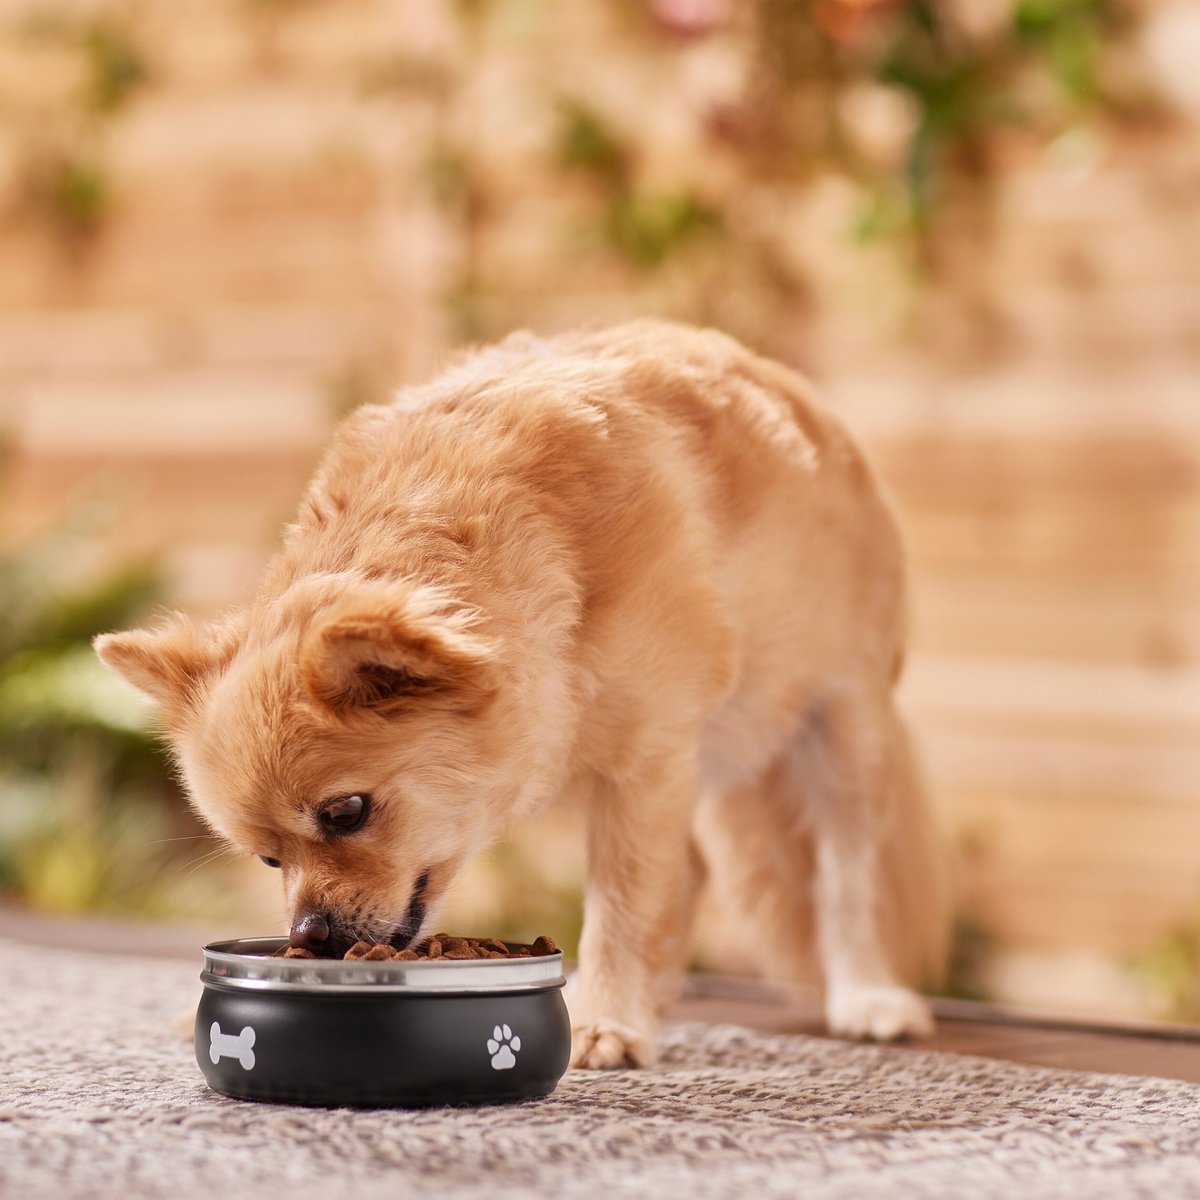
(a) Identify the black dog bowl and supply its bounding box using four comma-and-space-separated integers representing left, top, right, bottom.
196, 936, 571, 1108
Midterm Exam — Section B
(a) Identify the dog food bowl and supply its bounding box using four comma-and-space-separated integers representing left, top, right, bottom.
196, 937, 571, 1108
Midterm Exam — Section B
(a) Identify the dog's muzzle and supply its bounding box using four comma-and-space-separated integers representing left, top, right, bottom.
288, 871, 431, 957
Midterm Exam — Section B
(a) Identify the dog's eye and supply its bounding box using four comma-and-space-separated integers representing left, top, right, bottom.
258, 856, 282, 869
318, 793, 370, 834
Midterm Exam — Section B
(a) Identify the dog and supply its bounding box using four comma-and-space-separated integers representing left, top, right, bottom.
95, 320, 947, 1068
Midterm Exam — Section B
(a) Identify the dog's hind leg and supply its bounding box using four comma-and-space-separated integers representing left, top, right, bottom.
801, 689, 947, 1038
696, 689, 947, 1040
650, 835, 708, 1018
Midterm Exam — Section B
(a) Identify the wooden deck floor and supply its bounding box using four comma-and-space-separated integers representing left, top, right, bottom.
673, 977, 1200, 1084
5, 903, 1200, 1084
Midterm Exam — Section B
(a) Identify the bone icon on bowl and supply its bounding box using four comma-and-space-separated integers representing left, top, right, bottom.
209, 1022, 256, 1071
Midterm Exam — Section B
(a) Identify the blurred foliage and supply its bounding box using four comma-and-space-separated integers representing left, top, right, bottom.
19, 149, 111, 241
748, 0, 1136, 216
558, 100, 723, 269
0, 472, 247, 918
3, 3, 150, 246
863, 0, 1134, 248
389, 0, 1155, 348
16, 5, 151, 115
1134, 915, 1200, 1024
0, 0, 1157, 314
943, 912, 997, 1002
80, 15, 150, 114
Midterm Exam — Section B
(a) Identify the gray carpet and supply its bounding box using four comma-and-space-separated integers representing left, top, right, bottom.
4, 937, 1200, 1199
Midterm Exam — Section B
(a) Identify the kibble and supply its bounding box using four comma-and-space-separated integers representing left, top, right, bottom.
278, 934, 557, 962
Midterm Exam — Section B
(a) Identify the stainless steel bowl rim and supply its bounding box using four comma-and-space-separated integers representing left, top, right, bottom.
201, 936, 565, 995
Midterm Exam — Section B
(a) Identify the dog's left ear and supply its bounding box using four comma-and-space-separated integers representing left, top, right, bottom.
94, 615, 239, 717
301, 584, 497, 716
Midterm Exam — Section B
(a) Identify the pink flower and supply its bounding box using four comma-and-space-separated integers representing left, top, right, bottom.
650, 0, 729, 38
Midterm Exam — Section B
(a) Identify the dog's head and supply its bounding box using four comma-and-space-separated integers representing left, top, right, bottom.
95, 575, 534, 956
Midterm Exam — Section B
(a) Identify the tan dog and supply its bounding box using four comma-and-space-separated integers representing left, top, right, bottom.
96, 321, 947, 1068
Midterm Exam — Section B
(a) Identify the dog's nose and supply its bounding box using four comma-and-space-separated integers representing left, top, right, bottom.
289, 911, 331, 951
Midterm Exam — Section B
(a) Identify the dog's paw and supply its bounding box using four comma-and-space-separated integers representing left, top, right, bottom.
825, 983, 934, 1041
569, 1019, 655, 1070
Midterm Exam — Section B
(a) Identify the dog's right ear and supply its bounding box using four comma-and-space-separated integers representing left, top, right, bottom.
94, 616, 237, 714
301, 584, 497, 717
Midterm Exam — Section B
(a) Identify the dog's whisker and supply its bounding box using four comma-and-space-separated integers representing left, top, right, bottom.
440, 879, 507, 897
144, 834, 220, 847
180, 845, 240, 877
179, 845, 225, 871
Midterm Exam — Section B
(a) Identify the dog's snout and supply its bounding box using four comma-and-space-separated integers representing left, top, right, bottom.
289, 910, 331, 951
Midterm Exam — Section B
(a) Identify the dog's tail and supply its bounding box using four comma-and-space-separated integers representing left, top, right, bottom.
693, 702, 950, 997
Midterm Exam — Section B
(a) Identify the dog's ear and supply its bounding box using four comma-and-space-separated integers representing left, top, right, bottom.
94, 615, 238, 714
301, 585, 496, 716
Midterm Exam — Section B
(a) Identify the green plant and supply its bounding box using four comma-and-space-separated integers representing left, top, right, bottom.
1134, 914, 1200, 1024
943, 913, 997, 1002
385, 0, 1149, 347
22, 150, 111, 240
16, 6, 151, 115
871, 0, 1127, 235
79, 16, 151, 114
557, 101, 723, 269
0, 472, 247, 918
4, 5, 151, 249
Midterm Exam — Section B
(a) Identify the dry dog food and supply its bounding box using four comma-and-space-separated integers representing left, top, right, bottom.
280, 934, 557, 961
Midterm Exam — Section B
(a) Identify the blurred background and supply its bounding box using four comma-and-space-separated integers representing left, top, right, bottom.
0, 0, 1197, 1023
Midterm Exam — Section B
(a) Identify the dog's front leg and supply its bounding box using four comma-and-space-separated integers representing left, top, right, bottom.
567, 756, 698, 1069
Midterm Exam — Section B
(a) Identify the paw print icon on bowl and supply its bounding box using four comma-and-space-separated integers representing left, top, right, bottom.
488, 1024, 521, 1070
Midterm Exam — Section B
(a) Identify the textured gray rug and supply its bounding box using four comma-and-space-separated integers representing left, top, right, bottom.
3, 937, 1200, 1199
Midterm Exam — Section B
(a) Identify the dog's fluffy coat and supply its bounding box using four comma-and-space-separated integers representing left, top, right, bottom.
96, 321, 947, 1067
